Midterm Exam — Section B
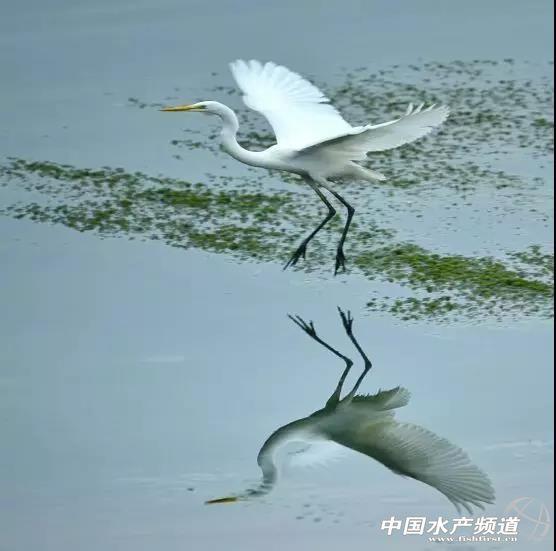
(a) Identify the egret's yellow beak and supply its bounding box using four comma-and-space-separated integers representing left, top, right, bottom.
205, 496, 239, 505
160, 103, 205, 112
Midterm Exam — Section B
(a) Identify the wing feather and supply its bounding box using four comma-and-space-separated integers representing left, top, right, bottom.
229, 59, 353, 149
296, 104, 450, 159
352, 386, 411, 410
345, 421, 494, 514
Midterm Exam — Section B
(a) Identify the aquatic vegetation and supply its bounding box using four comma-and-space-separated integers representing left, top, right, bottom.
358, 244, 553, 320
1, 157, 552, 322
1, 59, 552, 322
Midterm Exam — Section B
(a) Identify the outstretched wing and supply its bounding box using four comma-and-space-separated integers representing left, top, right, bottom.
229, 59, 353, 149
296, 103, 450, 159
344, 420, 494, 514
352, 386, 411, 410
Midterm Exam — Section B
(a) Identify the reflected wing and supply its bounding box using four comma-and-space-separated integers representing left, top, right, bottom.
347, 421, 495, 514
296, 103, 450, 159
229, 59, 353, 149
352, 386, 411, 410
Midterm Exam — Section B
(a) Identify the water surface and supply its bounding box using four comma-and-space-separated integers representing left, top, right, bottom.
0, 1, 553, 550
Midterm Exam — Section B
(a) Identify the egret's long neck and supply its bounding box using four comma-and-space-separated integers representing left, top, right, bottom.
218, 106, 260, 166
241, 418, 309, 498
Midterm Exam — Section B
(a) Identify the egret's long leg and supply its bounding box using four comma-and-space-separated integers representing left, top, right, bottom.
288, 315, 353, 407
317, 180, 355, 275
284, 178, 336, 270
337, 308, 373, 399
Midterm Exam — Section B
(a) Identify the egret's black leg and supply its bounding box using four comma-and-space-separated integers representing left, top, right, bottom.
337, 308, 373, 398
318, 182, 355, 275
288, 314, 353, 407
284, 179, 336, 270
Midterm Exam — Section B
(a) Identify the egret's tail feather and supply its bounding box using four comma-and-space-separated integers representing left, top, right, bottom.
362, 168, 387, 182
348, 163, 387, 182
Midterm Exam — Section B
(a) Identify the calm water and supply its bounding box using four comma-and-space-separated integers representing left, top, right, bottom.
0, 1, 553, 550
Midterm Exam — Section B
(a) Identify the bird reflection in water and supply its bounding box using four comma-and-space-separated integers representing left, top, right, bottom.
207, 308, 495, 514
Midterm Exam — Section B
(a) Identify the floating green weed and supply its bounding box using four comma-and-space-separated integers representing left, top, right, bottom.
1, 158, 552, 322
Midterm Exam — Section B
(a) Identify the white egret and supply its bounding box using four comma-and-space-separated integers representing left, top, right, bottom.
206, 309, 494, 514
162, 60, 449, 274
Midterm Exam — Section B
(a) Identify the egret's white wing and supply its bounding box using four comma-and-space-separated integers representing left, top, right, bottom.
229, 59, 353, 149
296, 104, 450, 159
345, 421, 494, 514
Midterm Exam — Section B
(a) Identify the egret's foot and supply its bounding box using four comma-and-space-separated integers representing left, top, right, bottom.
334, 249, 347, 275
284, 243, 307, 270
338, 307, 354, 334
288, 314, 318, 338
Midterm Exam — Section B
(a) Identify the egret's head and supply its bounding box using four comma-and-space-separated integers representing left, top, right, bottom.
160, 101, 227, 116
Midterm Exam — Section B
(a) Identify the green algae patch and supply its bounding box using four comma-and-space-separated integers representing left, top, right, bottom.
1, 158, 552, 323
0, 158, 305, 253
508, 245, 555, 280
2, 59, 553, 323
356, 244, 553, 320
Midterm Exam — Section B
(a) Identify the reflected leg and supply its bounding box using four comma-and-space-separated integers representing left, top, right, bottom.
288, 314, 353, 407
337, 308, 373, 399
